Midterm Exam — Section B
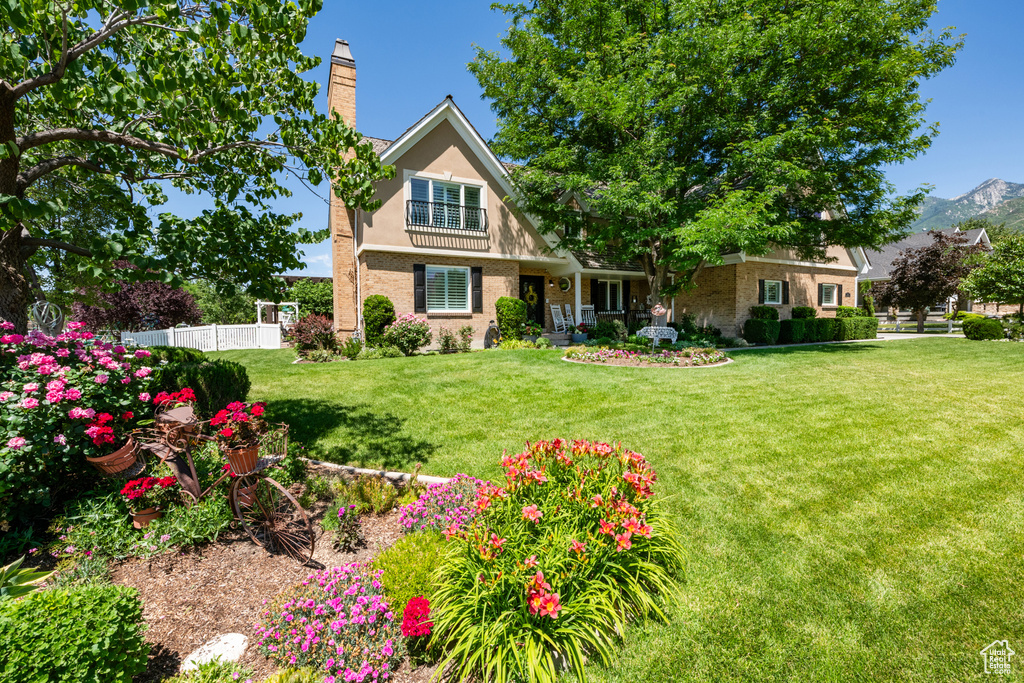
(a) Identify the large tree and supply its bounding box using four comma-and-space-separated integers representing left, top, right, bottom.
1, 0, 392, 332
471, 0, 961, 314
961, 233, 1024, 317
875, 231, 985, 331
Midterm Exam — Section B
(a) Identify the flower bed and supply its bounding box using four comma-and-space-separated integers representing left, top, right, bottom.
398, 473, 487, 535
563, 345, 728, 367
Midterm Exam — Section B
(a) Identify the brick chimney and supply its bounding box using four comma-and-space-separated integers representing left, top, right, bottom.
327, 39, 358, 336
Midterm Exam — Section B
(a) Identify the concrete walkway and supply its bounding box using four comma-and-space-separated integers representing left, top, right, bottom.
727, 332, 963, 351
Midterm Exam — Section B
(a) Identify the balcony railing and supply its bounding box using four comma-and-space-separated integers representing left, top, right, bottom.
405, 200, 488, 234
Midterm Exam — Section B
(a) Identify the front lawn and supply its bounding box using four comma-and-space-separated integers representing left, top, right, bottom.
213, 339, 1024, 682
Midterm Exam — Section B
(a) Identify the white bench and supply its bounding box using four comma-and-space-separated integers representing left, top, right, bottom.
636, 326, 678, 344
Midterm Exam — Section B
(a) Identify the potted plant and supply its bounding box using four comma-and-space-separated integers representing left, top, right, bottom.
570, 323, 589, 344
521, 320, 542, 342
84, 412, 140, 475
210, 401, 269, 475
120, 476, 179, 528
153, 387, 199, 434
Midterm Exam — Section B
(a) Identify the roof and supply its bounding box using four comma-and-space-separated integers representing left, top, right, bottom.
861, 226, 988, 281
363, 136, 393, 156
571, 248, 645, 273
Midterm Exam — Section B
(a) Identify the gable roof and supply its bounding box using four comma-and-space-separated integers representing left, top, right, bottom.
861, 226, 989, 281
572, 248, 645, 273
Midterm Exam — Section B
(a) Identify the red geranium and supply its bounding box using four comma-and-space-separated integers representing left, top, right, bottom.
120, 476, 179, 510
401, 596, 433, 637
210, 401, 268, 449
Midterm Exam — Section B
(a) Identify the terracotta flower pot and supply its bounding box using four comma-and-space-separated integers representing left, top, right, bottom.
86, 438, 138, 475
237, 481, 259, 507
225, 445, 259, 476
131, 507, 163, 529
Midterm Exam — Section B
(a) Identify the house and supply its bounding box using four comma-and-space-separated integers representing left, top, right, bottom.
326, 39, 871, 341
858, 225, 1005, 317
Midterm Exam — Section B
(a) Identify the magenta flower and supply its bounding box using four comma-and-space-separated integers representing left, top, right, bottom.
94, 373, 109, 384
19, 397, 39, 409
22, 382, 39, 392
6, 437, 26, 449
53, 434, 67, 445
134, 366, 152, 378
139, 392, 151, 403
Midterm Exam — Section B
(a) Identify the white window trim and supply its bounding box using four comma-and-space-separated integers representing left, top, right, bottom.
764, 280, 783, 305
425, 264, 471, 313
404, 169, 487, 211
821, 283, 838, 307
599, 279, 623, 311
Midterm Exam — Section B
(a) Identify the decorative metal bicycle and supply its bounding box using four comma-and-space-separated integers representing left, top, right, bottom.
126, 403, 315, 563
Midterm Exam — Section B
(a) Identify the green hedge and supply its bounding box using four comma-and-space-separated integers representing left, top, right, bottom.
743, 319, 781, 345
748, 305, 779, 321
152, 359, 251, 417
804, 317, 838, 343
495, 297, 527, 341
778, 319, 806, 344
963, 317, 1005, 341
0, 584, 149, 682
791, 306, 817, 319
835, 306, 865, 319
144, 345, 205, 364
835, 317, 879, 341
363, 295, 396, 347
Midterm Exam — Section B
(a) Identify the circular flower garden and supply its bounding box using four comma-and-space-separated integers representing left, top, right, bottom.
563, 345, 730, 367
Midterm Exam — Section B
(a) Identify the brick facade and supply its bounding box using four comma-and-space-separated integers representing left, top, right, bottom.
676, 262, 859, 337
328, 57, 359, 336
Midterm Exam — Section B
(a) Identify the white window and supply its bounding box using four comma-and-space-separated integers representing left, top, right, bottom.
764, 280, 782, 305
408, 177, 483, 231
599, 280, 622, 311
821, 283, 838, 306
425, 265, 470, 312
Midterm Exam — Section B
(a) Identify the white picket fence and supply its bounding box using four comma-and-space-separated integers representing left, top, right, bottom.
122, 324, 282, 352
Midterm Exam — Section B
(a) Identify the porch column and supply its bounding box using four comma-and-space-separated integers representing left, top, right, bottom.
574, 272, 582, 325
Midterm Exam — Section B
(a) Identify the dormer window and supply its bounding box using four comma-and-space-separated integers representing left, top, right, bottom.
406, 176, 487, 233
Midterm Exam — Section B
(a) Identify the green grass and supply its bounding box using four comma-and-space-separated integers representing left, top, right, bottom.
212, 340, 1024, 682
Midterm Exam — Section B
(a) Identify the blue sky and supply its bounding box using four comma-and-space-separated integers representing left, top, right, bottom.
163, 0, 1024, 277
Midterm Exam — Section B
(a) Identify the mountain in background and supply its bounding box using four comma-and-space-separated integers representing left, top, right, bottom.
910, 178, 1024, 231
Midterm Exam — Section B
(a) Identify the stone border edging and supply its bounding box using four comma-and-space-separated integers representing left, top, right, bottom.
559, 356, 734, 369
299, 457, 451, 485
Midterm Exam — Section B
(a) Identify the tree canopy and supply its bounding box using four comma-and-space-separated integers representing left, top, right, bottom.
961, 233, 1024, 316
72, 264, 202, 331
471, 0, 962, 309
0, 0, 393, 332
874, 231, 984, 331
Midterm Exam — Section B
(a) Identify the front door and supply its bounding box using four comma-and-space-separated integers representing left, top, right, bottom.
519, 275, 546, 328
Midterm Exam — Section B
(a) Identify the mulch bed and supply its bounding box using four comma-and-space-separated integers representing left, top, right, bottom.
111, 475, 438, 682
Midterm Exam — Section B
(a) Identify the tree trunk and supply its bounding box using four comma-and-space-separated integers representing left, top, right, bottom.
0, 229, 31, 333
916, 308, 926, 333
639, 247, 673, 327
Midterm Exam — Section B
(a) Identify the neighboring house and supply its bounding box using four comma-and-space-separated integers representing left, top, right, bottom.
326, 39, 871, 340
858, 226, 1006, 317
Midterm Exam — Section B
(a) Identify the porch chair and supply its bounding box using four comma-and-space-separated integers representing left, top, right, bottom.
579, 305, 598, 328
550, 305, 568, 333
564, 304, 576, 327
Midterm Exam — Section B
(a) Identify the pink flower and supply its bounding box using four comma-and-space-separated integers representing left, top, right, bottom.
524, 554, 538, 568
0, 391, 14, 402
138, 392, 151, 403
120, 377, 131, 384
94, 374, 108, 384
64, 388, 82, 401
0, 321, 13, 330
46, 380, 65, 392
22, 382, 39, 393
56, 348, 70, 357
53, 434, 67, 445
570, 539, 586, 554
134, 349, 151, 359
19, 397, 39, 409
614, 532, 633, 552
522, 504, 543, 523
134, 366, 151, 378
6, 437, 26, 449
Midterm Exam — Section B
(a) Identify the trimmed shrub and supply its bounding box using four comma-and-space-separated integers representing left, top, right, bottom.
835, 306, 865, 319
804, 317, 839, 343
592, 319, 627, 341
495, 297, 527, 341
743, 319, 781, 345
356, 345, 404, 360
963, 317, 1005, 341
291, 314, 337, 356
835, 317, 879, 341
791, 306, 817, 319
363, 295, 396, 347
778, 318, 806, 344
151, 359, 250, 417
382, 313, 432, 355
748, 305, 779, 321
431, 440, 684, 683
0, 584, 149, 682
372, 531, 447, 615
145, 345, 205, 364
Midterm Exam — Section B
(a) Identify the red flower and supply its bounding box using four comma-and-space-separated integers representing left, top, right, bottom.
121, 411, 134, 420
226, 401, 246, 411
250, 404, 265, 416
401, 596, 433, 637
219, 427, 234, 439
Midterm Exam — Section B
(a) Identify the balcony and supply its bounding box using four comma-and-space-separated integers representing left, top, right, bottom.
405, 200, 488, 234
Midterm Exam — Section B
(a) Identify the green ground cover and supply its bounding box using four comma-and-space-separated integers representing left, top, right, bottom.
212, 339, 1024, 682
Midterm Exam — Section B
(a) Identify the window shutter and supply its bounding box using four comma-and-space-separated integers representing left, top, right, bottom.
782, 281, 790, 305
413, 264, 426, 313
594, 281, 607, 311
591, 278, 599, 306
837, 284, 843, 304
471, 267, 483, 313
623, 280, 631, 310
818, 283, 824, 307
758, 280, 765, 305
